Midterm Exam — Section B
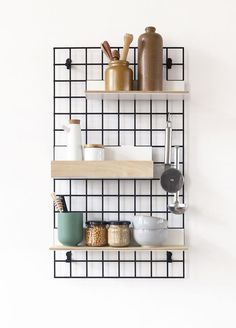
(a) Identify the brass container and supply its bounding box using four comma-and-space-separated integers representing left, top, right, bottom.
138, 26, 163, 91
105, 60, 133, 91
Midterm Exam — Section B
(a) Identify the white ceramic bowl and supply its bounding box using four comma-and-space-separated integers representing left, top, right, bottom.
132, 215, 168, 230
133, 228, 168, 247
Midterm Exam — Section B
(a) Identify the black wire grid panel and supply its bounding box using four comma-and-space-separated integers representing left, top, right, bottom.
53, 46, 186, 278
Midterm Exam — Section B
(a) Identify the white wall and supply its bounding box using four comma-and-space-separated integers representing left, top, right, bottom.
0, 0, 236, 327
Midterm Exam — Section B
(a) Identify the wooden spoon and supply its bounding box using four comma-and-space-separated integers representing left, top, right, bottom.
120, 33, 133, 61
101, 43, 111, 60
102, 41, 113, 60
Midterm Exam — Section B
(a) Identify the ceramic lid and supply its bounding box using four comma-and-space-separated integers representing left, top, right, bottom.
108, 221, 131, 226
84, 144, 104, 148
69, 119, 80, 124
86, 220, 107, 226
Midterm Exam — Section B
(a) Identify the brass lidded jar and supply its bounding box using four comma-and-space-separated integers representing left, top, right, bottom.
105, 60, 133, 91
85, 221, 108, 247
108, 221, 131, 247
138, 26, 163, 91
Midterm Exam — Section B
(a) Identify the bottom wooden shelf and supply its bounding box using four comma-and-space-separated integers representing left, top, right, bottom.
50, 245, 188, 251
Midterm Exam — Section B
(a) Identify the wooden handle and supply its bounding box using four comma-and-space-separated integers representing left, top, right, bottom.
51, 192, 57, 202
51, 192, 63, 213
101, 43, 111, 60
121, 33, 133, 61
102, 41, 113, 60
112, 49, 120, 60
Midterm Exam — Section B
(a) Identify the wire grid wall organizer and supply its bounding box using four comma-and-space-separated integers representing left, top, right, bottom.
52, 46, 186, 278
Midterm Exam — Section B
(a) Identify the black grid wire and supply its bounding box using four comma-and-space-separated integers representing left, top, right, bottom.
53, 46, 186, 278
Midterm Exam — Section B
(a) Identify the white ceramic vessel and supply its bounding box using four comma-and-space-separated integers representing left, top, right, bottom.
132, 215, 168, 246
133, 228, 168, 247
83, 144, 104, 160
63, 119, 83, 160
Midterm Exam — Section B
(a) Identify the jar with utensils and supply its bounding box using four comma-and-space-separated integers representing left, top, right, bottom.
83, 144, 104, 160
63, 119, 83, 160
105, 57, 133, 91
138, 26, 163, 91
85, 221, 108, 246
108, 221, 131, 247
102, 33, 134, 91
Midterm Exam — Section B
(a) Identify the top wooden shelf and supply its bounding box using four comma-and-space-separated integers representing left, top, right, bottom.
85, 90, 189, 101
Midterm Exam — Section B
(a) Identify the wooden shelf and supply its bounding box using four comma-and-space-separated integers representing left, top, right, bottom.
85, 90, 189, 101
51, 160, 153, 178
50, 245, 188, 251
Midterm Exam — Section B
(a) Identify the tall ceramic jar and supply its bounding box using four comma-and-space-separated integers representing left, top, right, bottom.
63, 119, 83, 160
138, 26, 163, 91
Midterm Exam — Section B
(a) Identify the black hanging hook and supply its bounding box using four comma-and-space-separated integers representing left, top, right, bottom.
167, 57, 173, 69
66, 251, 72, 263
167, 251, 173, 263
65, 58, 72, 69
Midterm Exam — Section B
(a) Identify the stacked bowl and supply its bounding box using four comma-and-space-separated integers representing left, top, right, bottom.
132, 215, 168, 247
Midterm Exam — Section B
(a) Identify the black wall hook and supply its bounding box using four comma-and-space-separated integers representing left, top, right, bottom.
66, 251, 72, 263
167, 251, 173, 263
65, 58, 72, 69
167, 58, 172, 69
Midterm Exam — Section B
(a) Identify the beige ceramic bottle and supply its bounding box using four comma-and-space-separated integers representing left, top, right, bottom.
138, 26, 163, 91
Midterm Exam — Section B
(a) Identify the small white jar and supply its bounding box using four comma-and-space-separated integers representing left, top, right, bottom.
83, 144, 104, 161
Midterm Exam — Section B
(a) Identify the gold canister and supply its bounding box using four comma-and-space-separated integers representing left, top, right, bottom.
105, 60, 133, 91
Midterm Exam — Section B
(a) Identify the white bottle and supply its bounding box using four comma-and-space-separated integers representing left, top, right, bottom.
63, 119, 83, 160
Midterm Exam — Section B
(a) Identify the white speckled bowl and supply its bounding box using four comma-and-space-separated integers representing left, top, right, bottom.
132, 216, 168, 246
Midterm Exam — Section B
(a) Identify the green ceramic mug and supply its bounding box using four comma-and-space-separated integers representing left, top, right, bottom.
58, 212, 83, 246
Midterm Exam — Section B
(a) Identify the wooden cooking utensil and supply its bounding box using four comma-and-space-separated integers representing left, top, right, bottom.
120, 33, 133, 61
51, 192, 63, 213
102, 41, 113, 60
112, 49, 120, 60
101, 43, 111, 61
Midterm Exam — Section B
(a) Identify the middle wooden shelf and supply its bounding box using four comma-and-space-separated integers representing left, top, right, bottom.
51, 160, 154, 179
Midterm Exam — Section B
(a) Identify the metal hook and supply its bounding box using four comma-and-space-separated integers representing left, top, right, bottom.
66, 251, 72, 263
167, 251, 173, 263
167, 57, 172, 69
167, 112, 173, 123
65, 58, 72, 69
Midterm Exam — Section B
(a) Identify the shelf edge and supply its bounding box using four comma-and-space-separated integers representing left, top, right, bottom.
50, 245, 188, 251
